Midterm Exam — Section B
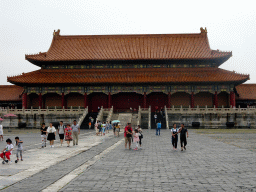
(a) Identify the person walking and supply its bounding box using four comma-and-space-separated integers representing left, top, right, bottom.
156, 121, 161, 136
15, 137, 23, 162
47, 123, 56, 148
133, 129, 140, 150
178, 123, 189, 151
95, 121, 99, 136
40, 123, 47, 148
64, 124, 72, 147
124, 123, 133, 150
58, 121, 65, 146
71, 120, 80, 146
102, 122, 106, 136
154, 113, 158, 123
0, 122, 3, 141
171, 124, 179, 150
116, 123, 120, 137
137, 125, 143, 149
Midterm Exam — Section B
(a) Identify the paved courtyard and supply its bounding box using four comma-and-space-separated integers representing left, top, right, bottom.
0, 129, 256, 192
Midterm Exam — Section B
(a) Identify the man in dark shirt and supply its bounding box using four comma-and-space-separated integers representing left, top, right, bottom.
178, 123, 189, 151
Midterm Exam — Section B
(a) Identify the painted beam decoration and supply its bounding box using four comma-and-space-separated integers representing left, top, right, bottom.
27, 87, 40, 95
171, 85, 191, 94
87, 86, 108, 94
148, 86, 168, 94
26, 84, 231, 96
111, 86, 144, 95
64, 86, 84, 95
194, 85, 214, 94
42, 87, 62, 95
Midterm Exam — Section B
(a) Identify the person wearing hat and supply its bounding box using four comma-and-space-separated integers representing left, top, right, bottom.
71, 120, 80, 146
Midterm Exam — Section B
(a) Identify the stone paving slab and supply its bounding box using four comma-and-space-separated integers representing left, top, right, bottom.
0, 132, 121, 191
60, 130, 256, 192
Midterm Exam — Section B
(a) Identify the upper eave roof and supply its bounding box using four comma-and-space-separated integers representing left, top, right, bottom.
236, 84, 256, 100
25, 28, 232, 65
0, 85, 23, 101
7, 67, 249, 85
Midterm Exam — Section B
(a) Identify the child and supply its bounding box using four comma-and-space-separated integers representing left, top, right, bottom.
133, 129, 140, 150
15, 137, 23, 162
0, 138, 13, 164
0, 123, 3, 141
102, 122, 106, 136
65, 124, 73, 147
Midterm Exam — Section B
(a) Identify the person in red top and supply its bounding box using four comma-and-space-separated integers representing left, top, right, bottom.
124, 123, 133, 150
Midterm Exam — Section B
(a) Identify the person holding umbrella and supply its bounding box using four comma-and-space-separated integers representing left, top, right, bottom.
112, 120, 120, 136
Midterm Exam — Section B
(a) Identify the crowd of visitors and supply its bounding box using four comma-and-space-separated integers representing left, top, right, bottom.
40, 120, 80, 148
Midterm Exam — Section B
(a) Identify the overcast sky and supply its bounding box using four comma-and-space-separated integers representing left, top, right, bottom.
1, 0, 255, 85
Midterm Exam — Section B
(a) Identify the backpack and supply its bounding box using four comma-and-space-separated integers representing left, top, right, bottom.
98, 123, 102, 129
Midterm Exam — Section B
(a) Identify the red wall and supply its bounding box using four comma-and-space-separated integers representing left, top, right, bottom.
194, 92, 213, 107
146, 92, 168, 112
112, 92, 143, 110
88, 93, 108, 112
171, 92, 191, 107
66, 93, 84, 108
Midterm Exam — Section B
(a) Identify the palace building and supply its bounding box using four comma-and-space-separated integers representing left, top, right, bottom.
3, 28, 254, 111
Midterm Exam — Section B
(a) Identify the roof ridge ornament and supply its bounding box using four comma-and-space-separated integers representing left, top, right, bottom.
53, 29, 60, 38
200, 27, 207, 33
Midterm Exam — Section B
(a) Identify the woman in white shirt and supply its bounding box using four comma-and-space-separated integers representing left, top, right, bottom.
171, 124, 179, 150
47, 123, 57, 148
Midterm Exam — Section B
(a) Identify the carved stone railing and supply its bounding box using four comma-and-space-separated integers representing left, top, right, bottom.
106, 106, 114, 123
137, 106, 141, 126
78, 107, 88, 127
148, 106, 151, 130
167, 106, 256, 114
96, 106, 104, 122
164, 105, 169, 129
0, 106, 85, 115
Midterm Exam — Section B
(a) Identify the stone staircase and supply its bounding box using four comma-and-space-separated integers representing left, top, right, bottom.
110, 113, 119, 122
118, 113, 132, 129
131, 113, 138, 129
141, 112, 149, 129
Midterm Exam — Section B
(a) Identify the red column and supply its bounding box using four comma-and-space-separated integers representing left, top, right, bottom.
84, 93, 87, 108
230, 91, 236, 107
143, 92, 147, 108
168, 92, 171, 108
214, 91, 218, 108
22, 93, 27, 109
39, 93, 42, 108
61, 92, 65, 108
108, 92, 111, 108
191, 92, 194, 108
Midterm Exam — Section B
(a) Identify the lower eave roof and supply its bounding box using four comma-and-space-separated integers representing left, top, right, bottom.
236, 84, 256, 100
0, 85, 23, 101
7, 68, 249, 85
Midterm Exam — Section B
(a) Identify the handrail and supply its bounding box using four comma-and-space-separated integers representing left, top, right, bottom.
96, 106, 104, 122
137, 106, 141, 126
106, 106, 113, 122
164, 105, 169, 129
78, 106, 88, 127
148, 106, 151, 130
0, 106, 85, 115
